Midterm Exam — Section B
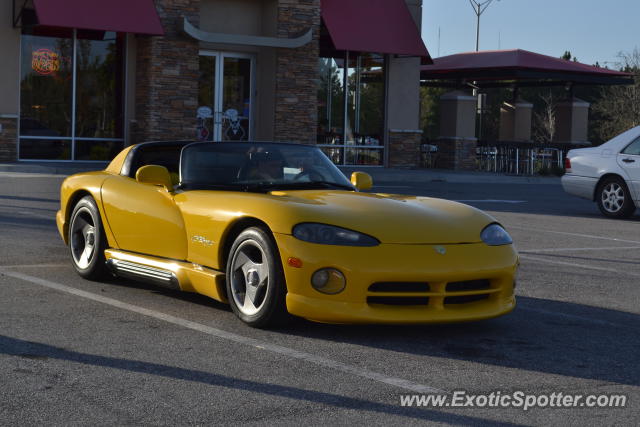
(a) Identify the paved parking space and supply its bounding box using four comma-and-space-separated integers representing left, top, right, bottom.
0, 173, 638, 425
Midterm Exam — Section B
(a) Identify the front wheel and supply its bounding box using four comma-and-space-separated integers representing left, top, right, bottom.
68, 196, 109, 280
596, 177, 636, 219
226, 227, 288, 328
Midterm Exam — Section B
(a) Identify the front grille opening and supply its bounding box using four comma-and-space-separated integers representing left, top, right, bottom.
367, 296, 430, 306
444, 294, 490, 305
446, 279, 491, 292
368, 282, 430, 293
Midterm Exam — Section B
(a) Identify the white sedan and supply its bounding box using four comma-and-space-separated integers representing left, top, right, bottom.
562, 126, 640, 218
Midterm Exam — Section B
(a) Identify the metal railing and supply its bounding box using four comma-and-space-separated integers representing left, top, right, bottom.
421, 141, 584, 176
476, 143, 566, 175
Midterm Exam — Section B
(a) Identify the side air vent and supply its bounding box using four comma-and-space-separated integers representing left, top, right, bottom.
367, 296, 429, 306
444, 294, 490, 305
446, 279, 491, 292
368, 282, 430, 293
107, 259, 180, 291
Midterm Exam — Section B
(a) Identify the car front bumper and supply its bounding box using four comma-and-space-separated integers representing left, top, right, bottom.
274, 234, 517, 324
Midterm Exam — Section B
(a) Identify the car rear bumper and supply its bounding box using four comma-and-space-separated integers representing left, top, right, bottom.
561, 174, 597, 200
274, 234, 517, 324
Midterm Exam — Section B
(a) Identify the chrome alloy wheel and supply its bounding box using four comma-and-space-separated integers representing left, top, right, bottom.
601, 182, 625, 213
229, 240, 270, 316
70, 206, 97, 269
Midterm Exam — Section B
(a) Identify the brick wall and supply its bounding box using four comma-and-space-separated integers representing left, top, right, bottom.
436, 138, 477, 170
134, 0, 201, 143
0, 117, 17, 161
274, 0, 320, 144
388, 131, 422, 168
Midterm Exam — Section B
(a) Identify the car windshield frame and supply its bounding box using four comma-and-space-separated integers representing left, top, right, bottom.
178, 142, 355, 192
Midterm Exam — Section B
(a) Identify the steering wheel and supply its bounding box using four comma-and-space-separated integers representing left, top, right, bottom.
294, 168, 324, 182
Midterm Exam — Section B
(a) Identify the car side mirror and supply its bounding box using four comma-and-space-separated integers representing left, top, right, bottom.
351, 171, 373, 191
136, 165, 173, 191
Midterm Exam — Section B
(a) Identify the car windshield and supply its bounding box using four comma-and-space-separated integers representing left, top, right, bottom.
179, 142, 354, 192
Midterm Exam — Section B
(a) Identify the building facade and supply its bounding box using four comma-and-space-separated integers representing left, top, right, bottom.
1, 0, 429, 167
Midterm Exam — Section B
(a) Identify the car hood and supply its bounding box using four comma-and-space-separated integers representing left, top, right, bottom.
264, 190, 495, 244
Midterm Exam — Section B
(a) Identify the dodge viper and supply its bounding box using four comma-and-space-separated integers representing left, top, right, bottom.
56, 141, 518, 327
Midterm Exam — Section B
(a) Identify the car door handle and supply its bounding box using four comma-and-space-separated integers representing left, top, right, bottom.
622, 158, 636, 163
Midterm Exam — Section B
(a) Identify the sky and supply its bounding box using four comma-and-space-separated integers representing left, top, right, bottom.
421, 0, 640, 67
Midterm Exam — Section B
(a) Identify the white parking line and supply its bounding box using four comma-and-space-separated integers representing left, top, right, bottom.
455, 200, 527, 204
521, 245, 640, 253
507, 225, 640, 245
0, 268, 444, 395
372, 185, 413, 189
0, 263, 68, 269
519, 255, 640, 278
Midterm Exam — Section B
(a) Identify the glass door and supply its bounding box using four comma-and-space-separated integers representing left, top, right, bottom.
198, 52, 254, 142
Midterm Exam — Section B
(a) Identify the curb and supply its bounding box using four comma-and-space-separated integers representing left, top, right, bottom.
0, 162, 562, 185
339, 167, 562, 185
0, 162, 108, 176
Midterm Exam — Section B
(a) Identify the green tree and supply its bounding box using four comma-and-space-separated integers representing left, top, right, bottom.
592, 49, 640, 142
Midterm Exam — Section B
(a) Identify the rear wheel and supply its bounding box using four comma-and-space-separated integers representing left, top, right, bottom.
69, 196, 109, 280
226, 227, 288, 328
596, 177, 636, 219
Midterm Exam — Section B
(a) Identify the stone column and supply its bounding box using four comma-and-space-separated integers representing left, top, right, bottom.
386, 53, 422, 168
436, 91, 477, 170
499, 99, 533, 141
274, 0, 320, 144
385, 0, 423, 168
134, 0, 201, 143
388, 130, 423, 168
0, 115, 18, 162
0, 0, 20, 161
555, 97, 590, 144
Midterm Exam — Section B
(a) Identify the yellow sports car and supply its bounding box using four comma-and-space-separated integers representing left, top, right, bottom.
56, 141, 517, 327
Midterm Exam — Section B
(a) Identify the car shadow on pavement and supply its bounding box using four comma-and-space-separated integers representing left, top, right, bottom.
99, 276, 640, 387
277, 296, 640, 387
0, 335, 520, 426
102, 276, 233, 312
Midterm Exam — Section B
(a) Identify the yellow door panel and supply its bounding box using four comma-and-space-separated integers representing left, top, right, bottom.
101, 176, 187, 260
174, 191, 239, 270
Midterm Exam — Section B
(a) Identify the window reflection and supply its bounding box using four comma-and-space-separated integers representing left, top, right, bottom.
318, 53, 385, 166
19, 28, 124, 161
75, 31, 124, 139
19, 138, 71, 160
318, 57, 345, 145
20, 29, 73, 137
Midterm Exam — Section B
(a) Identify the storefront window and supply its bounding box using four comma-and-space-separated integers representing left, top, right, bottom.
318, 53, 385, 166
19, 27, 125, 161
198, 52, 254, 142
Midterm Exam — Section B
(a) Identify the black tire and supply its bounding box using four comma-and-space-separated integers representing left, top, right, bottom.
225, 227, 288, 328
596, 177, 636, 219
68, 196, 109, 280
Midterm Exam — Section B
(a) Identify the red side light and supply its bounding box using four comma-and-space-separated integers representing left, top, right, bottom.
564, 157, 572, 171
287, 257, 303, 268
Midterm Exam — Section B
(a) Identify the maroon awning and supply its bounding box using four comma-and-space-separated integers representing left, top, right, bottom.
421, 49, 632, 86
321, 0, 431, 62
33, 0, 164, 36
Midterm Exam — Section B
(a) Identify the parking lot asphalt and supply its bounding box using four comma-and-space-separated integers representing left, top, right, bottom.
0, 172, 638, 426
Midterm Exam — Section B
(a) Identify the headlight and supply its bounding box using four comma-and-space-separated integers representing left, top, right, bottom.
292, 223, 379, 246
481, 223, 513, 246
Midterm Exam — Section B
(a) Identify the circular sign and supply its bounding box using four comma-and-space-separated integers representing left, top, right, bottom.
32, 49, 60, 75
